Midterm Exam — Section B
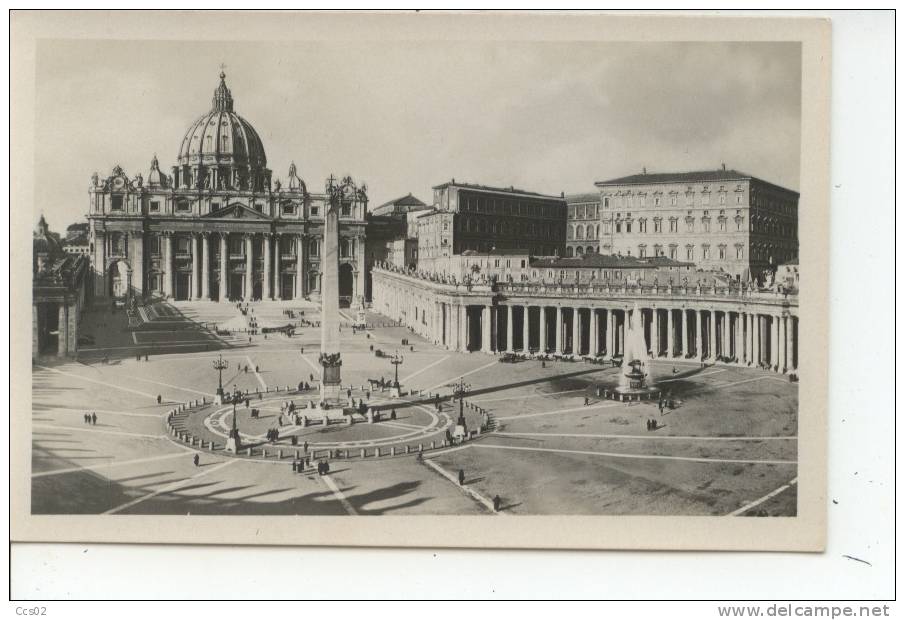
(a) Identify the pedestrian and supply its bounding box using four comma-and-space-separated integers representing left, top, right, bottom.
541, 360, 546, 368
391, 409, 396, 420
193, 454, 200, 467
83, 413, 88, 424
458, 469, 465, 486
245, 398, 250, 409
292, 460, 298, 473
323, 461, 330, 475
347, 388, 352, 399
303, 441, 309, 453
91, 412, 97, 425
309, 373, 314, 382
493, 495, 501, 512
136, 353, 141, 362
145, 354, 149, 362
298, 381, 304, 392
584, 397, 589, 406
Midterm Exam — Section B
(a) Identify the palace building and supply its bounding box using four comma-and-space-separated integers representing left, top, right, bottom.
594, 167, 799, 281
565, 192, 602, 257
87, 71, 368, 306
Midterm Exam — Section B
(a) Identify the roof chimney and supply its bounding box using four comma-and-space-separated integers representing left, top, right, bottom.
642, 166, 647, 174
721, 162, 726, 171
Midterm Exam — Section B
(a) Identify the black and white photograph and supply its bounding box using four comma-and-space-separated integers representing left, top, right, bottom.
11, 11, 834, 554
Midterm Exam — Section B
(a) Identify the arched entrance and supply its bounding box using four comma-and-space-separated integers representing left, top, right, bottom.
338, 263, 354, 307
108, 260, 131, 299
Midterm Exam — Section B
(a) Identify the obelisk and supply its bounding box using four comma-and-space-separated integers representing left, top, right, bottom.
319, 175, 343, 405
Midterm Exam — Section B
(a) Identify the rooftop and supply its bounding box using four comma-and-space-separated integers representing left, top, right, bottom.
371, 193, 429, 216
530, 254, 694, 269
565, 192, 600, 204
432, 180, 564, 200
595, 168, 799, 195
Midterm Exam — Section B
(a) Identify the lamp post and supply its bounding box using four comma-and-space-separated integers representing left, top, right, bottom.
449, 377, 470, 428
226, 386, 243, 453
212, 354, 228, 404
389, 350, 404, 388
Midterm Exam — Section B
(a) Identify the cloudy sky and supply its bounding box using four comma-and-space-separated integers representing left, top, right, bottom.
35, 39, 800, 228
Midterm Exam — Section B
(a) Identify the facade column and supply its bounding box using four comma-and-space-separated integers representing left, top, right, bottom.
163, 233, 174, 298
272, 233, 281, 300
708, 309, 716, 360
734, 312, 743, 362
219, 233, 228, 301
295, 235, 305, 299
506, 305, 514, 352
244, 234, 254, 301
481, 305, 492, 353
695, 310, 703, 361
589, 308, 598, 355
459, 305, 468, 352
191, 233, 200, 300
263, 233, 272, 300
539, 307, 547, 352
555, 306, 564, 354
522, 306, 531, 352
57, 304, 68, 357
201, 233, 210, 301
571, 308, 581, 355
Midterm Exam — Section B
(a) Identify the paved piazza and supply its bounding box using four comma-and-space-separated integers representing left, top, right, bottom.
32, 300, 798, 517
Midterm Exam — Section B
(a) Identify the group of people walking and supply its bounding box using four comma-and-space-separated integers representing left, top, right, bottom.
83, 412, 97, 425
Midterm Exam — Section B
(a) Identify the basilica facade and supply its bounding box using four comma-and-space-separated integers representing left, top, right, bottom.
88, 72, 368, 306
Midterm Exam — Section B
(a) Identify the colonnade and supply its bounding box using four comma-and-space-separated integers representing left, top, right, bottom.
372, 269, 799, 374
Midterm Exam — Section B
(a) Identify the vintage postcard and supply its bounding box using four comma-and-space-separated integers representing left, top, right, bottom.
11, 11, 830, 550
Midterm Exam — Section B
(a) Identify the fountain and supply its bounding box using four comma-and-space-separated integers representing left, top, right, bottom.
601, 304, 661, 402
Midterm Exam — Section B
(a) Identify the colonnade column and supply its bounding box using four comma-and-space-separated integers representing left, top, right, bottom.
572, 308, 581, 355
539, 307, 547, 352
708, 309, 717, 360
786, 316, 796, 371
607, 309, 615, 357
163, 233, 174, 298
695, 310, 703, 361
773, 314, 782, 370
219, 233, 228, 301
650, 308, 658, 356
57, 304, 68, 357
506, 305, 514, 352
680, 310, 688, 358
201, 233, 210, 301
522, 306, 531, 352
295, 235, 305, 299
481, 305, 492, 353
753, 313, 761, 366
244, 234, 253, 301
666, 309, 674, 357
555, 307, 564, 354
590, 308, 598, 355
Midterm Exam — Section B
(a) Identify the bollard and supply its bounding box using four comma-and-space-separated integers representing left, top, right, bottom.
360, 448, 366, 459
430, 441, 435, 449
418, 443, 423, 452
391, 447, 396, 456
278, 450, 282, 459
262, 448, 267, 458
295, 450, 300, 460
442, 440, 447, 447
247, 448, 252, 456
405, 445, 410, 454
374, 447, 380, 458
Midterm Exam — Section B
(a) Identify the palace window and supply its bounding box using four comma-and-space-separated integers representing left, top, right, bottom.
685, 218, 694, 232
176, 200, 191, 213
176, 236, 191, 255
311, 206, 319, 216
229, 236, 243, 255
653, 219, 662, 233
719, 193, 726, 205
615, 221, 622, 233
718, 245, 727, 260
669, 246, 677, 260
702, 245, 710, 260
719, 218, 727, 232
638, 219, 647, 233
638, 246, 646, 258
309, 240, 320, 257
669, 219, 678, 233
702, 218, 711, 233
341, 203, 351, 217
626, 221, 632, 233
149, 200, 160, 213
670, 195, 677, 206
111, 195, 124, 211
686, 246, 694, 261
736, 245, 744, 259
654, 197, 661, 207
282, 203, 296, 215
604, 197, 610, 207
148, 234, 161, 255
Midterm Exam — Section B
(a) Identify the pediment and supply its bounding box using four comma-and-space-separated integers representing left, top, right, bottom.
202, 203, 271, 221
